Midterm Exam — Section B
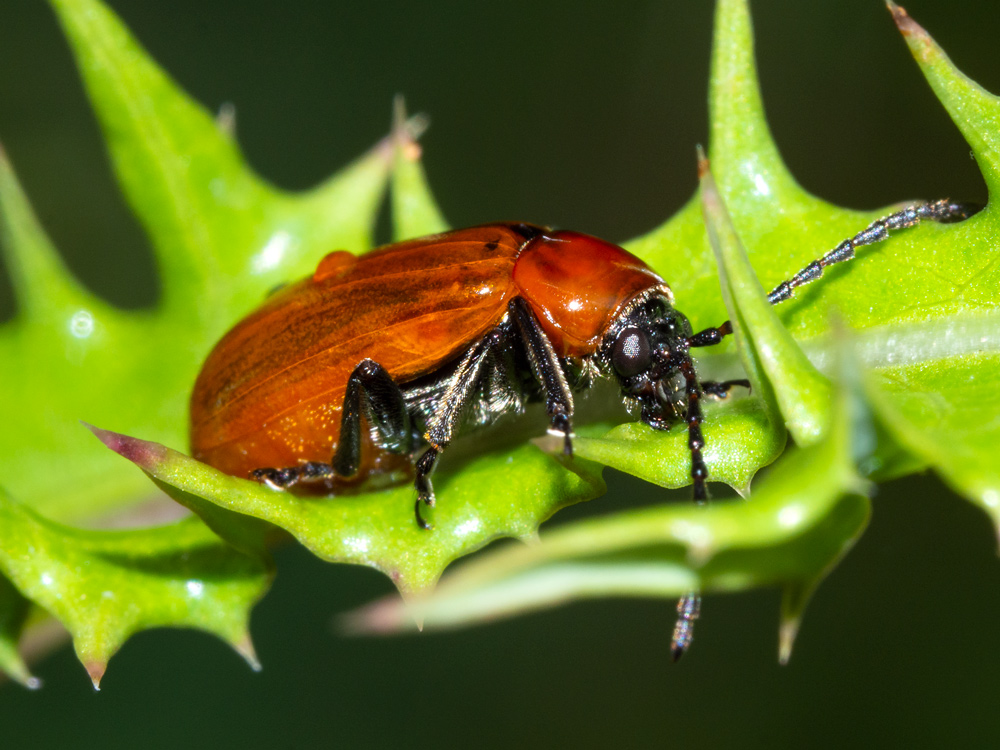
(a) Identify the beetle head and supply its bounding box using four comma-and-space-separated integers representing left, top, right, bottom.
600, 292, 695, 429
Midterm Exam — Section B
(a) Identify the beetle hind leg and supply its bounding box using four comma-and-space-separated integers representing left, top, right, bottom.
251, 461, 335, 490
333, 359, 413, 479
249, 358, 413, 497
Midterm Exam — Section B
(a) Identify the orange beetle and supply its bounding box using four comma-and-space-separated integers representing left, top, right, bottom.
190, 223, 717, 522
190, 201, 976, 658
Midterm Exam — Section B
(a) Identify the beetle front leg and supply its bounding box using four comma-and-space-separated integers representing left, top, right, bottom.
701, 379, 751, 399
508, 297, 576, 457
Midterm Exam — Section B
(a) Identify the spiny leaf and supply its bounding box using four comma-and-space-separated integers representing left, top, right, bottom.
390, 96, 448, 241
347, 363, 870, 642
2, 0, 1000, 685
0, 487, 271, 688
573, 396, 782, 497
0, 574, 39, 690
869, 3, 1000, 534
90, 428, 604, 598
0, 0, 390, 522
700, 151, 832, 445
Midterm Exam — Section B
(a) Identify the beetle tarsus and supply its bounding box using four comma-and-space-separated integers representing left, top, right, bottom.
701, 379, 751, 400
251, 467, 300, 490
414, 499, 434, 531
413, 446, 440, 529
550, 412, 574, 457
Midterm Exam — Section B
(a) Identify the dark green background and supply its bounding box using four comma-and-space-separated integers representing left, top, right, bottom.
1, 1, 998, 747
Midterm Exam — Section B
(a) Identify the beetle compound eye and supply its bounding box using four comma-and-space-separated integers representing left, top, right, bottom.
612, 326, 651, 378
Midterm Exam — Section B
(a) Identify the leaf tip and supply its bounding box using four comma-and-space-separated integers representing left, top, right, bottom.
696, 144, 709, 178
232, 633, 262, 672
85, 660, 106, 691
215, 102, 237, 139
84, 423, 167, 469
887, 1, 937, 63
391, 94, 429, 164
886, 2, 918, 37
778, 616, 799, 665
339, 594, 412, 636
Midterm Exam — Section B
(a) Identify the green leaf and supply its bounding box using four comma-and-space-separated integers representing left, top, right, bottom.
0, 486, 271, 689
389, 96, 449, 241
0, 574, 38, 690
573, 396, 782, 497
2, 0, 1000, 684
89, 428, 604, 598
869, 2, 1000, 533
868, 354, 1000, 535
347, 364, 870, 658
0, 0, 391, 523
700, 150, 832, 445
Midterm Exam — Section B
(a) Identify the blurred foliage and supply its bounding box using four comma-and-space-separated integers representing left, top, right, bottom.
0, 0, 997, 689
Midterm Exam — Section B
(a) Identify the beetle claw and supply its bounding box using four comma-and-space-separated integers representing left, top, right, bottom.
251, 467, 299, 490
414, 499, 434, 531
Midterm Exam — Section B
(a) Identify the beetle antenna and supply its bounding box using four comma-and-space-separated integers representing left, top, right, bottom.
766, 199, 980, 305
686, 200, 980, 351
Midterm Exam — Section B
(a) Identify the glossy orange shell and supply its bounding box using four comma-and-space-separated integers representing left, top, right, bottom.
189, 223, 666, 481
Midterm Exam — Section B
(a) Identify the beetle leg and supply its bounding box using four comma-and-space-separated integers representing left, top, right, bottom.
413, 447, 440, 530
414, 327, 514, 529
669, 353, 709, 661
333, 359, 412, 478
700, 379, 751, 400
671, 591, 701, 662
250, 359, 411, 490
508, 297, 575, 457
686, 320, 733, 348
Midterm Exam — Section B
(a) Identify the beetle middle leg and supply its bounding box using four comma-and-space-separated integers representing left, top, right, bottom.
414, 299, 578, 527
413, 327, 520, 529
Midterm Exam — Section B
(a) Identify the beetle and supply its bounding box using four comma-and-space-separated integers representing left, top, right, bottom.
189, 200, 976, 658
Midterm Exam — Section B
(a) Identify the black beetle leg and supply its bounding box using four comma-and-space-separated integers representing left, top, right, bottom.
333, 359, 412, 478
668, 353, 711, 661
508, 297, 575, 457
701, 379, 751, 399
251, 358, 411, 491
671, 592, 701, 663
415, 327, 513, 529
